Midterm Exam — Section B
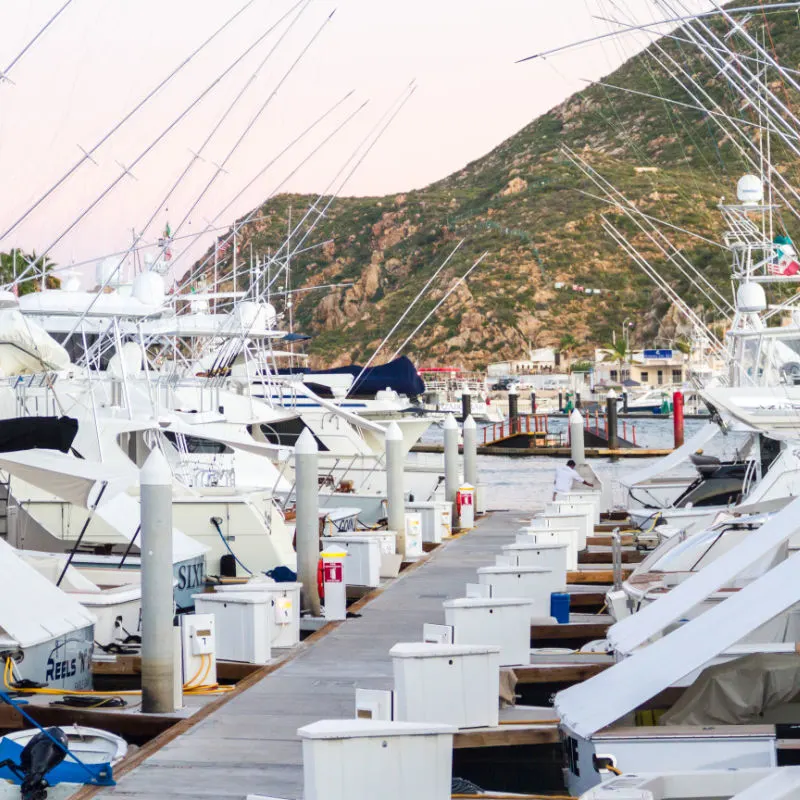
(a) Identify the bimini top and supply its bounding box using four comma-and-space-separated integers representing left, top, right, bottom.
556, 544, 800, 739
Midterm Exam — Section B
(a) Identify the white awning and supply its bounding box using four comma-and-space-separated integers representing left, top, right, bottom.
556, 546, 800, 739
0, 450, 135, 508
94, 492, 208, 563
609, 496, 800, 655
0, 538, 95, 648
617, 421, 719, 489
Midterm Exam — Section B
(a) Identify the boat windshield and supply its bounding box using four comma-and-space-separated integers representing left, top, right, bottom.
647, 524, 754, 573
733, 331, 800, 387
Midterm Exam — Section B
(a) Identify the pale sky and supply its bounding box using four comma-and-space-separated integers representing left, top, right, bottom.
0, 0, 710, 284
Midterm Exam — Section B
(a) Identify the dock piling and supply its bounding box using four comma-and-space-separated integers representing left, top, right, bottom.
569, 408, 585, 465
460, 391, 471, 422
295, 428, 322, 617
508, 385, 519, 422
606, 389, 619, 452
530, 391, 536, 414
443, 413, 459, 512
558, 391, 563, 412
673, 390, 685, 448
386, 421, 407, 557
140, 448, 176, 714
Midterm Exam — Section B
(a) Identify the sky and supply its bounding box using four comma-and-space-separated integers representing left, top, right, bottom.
0, 0, 711, 284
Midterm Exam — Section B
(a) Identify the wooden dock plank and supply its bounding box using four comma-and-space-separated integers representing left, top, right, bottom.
567, 569, 632, 584
510, 662, 610, 684
454, 724, 560, 748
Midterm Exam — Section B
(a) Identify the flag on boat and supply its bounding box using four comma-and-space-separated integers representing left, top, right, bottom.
769, 236, 800, 275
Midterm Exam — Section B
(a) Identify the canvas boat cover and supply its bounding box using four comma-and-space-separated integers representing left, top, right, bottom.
608, 495, 800, 655
556, 547, 800, 739
0, 416, 78, 454
280, 356, 425, 398
660, 653, 800, 726
0, 537, 95, 648
94, 492, 208, 562
0, 449, 135, 508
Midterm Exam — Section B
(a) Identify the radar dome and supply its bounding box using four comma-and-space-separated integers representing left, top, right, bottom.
132, 271, 165, 307
95, 257, 119, 288
737, 174, 763, 205
736, 282, 767, 313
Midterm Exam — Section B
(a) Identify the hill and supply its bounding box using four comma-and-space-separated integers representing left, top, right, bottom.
189, 3, 797, 369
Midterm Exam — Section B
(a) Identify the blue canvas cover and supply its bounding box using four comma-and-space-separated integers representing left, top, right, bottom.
280, 356, 425, 398
0, 738, 114, 787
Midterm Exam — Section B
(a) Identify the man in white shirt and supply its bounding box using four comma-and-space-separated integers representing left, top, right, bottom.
553, 459, 593, 500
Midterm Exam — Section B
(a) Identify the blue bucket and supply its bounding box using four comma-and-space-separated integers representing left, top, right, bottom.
550, 592, 570, 624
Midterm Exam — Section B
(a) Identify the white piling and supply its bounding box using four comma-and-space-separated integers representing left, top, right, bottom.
443, 413, 459, 506
569, 408, 585, 466
295, 428, 321, 617
386, 421, 406, 557
140, 448, 176, 713
463, 414, 477, 487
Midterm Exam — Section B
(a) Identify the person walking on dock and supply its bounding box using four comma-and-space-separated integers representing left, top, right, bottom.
553, 459, 592, 500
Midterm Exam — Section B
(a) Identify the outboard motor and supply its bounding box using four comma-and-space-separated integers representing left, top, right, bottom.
0, 727, 69, 800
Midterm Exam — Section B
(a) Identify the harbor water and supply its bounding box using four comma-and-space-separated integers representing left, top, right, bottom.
413, 417, 748, 513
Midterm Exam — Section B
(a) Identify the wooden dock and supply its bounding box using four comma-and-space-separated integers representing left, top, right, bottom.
411, 442, 673, 458
78, 511, 623, 799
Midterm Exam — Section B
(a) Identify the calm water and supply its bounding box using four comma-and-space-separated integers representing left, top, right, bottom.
413, 417, 747, 513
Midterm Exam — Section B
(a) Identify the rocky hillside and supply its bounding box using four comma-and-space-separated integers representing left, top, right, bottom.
190, 2, 799, 368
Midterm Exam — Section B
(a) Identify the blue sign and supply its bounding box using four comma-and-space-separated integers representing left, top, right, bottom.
643, 349, 673, 359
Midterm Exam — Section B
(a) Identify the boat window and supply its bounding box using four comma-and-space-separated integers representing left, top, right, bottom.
163, 432, 232, 454
258, 418, 329, 451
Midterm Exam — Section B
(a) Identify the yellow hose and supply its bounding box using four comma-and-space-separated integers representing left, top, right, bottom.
5, 656, 233, 696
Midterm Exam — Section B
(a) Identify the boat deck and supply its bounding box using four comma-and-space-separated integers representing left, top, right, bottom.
82, 510, 601, 799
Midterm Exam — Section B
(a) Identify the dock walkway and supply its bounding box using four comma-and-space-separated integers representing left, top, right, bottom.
93, 510, 533, 799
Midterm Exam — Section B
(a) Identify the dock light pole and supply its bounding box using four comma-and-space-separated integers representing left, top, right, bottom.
295, 428, 321, 617
443, 413, 459, 508
386, 421, 406, 557
606, 389, 619, 452
508, 385, 519, 422
569, 408, 585, 466
140, 448, 176, 714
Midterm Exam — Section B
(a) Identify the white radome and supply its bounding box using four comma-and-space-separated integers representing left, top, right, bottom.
737, 174, 764, 205
736, 281, 767, 313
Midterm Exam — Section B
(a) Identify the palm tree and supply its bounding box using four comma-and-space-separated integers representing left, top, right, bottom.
606, 339, 629, 384
558, 334, 578, 367
674, 338, 692, 356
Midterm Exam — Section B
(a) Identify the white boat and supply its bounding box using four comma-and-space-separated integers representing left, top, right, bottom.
4, 726, 127, 766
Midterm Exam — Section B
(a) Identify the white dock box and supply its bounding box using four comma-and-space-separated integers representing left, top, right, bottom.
391, 642, 501, 728
537, 509, 592, 549
477, 565, 564, 618
215, 581, 302, 648
193, 593, 271, 664
556, 490, 601, 523
326, 535, 381, 588
443, 597, 533, 666
518, 526, 579, 570
406, 501, 450, 544
298, 718, 455, 800
338, 531, 399, 579
502, 541, 568, 577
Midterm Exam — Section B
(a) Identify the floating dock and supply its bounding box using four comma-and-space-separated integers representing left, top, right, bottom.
75, 510, 623, 799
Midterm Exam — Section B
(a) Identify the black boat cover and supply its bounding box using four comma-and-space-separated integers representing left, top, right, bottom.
0, 416, 79, 454
280, 356, 425, 398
